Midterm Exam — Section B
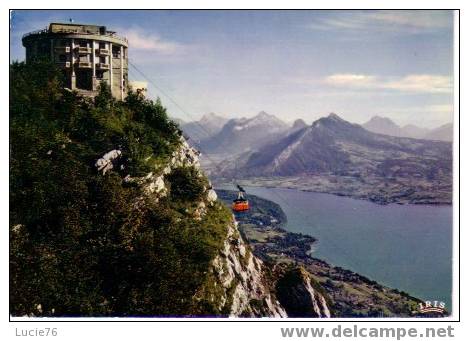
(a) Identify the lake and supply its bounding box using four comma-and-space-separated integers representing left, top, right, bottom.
243, 186, 453, 313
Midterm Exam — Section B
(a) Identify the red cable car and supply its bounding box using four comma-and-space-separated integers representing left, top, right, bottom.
232, 185, 249, 212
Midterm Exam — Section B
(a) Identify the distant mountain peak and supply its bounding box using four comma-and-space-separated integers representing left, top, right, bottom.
242, 112, 287, 128
313, 113, 348, 126
292, 119, 307, 128
200, 111, 288, 154
362, 115, 401, 137
327, 113, 346, 121
362, 116, 451, 141
424, 122, 453, 142
252, 111, 278, 122
370, 115, 387, 120
200, 112, 225, 121
368, 115, 398, 125
221, 112, 452, 187
181, 112, 229, 143
203, 112, 217, 118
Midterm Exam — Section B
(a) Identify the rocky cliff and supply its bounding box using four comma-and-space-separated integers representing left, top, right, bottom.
276, 267, 331, 318
136, 138, 328, 317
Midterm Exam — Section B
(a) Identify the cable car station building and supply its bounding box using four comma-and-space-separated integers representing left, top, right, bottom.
22, 22, 129, 99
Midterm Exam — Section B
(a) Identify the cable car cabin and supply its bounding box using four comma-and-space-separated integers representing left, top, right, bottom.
232, 198, 249, 212
232, 188, 249, 212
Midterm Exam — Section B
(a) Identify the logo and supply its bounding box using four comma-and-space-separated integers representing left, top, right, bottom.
418, 300, 446, 314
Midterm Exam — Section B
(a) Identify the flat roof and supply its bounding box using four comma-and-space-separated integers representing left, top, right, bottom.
22, 22, 128, 46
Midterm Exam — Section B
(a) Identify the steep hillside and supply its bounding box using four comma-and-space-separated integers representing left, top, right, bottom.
10, 60, 330, 318
9, 59, 328, 317
200, 111, 289, 155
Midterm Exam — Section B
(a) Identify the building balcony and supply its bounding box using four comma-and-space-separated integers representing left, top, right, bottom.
76, 46, 92, 54
96, 63, 110, 70
54, 46, 70, 53
97, 48, 110, 55
76, 61, 92, 68
56, 61, 71, 68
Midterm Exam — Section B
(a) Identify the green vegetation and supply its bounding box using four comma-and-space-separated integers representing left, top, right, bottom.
167, 166, 208, 202
10, 60, 231, 316
216, 189, 287, 226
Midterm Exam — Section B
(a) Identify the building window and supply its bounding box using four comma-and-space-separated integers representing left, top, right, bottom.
112, 46, 120, 58
79, 40, 88, 47
99, 42, 106, 49
96, 70, 104, 79
99, 56, 106, 64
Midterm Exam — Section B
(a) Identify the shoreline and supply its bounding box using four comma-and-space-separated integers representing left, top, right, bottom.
216, 189, 449, 317
213, 177, 452, 206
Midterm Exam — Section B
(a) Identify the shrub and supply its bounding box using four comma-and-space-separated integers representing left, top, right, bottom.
166, 166, 208, 202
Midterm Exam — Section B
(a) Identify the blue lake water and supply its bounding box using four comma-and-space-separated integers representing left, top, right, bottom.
243, 186, 453, 312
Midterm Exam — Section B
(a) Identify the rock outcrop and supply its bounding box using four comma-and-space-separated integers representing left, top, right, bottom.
275, 267, 331, 317
122, 137, 203, 203
95, 149, 122, 174
204, 221, 287, 317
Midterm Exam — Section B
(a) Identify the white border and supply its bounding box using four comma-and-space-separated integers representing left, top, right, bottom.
2, 2, 466, 340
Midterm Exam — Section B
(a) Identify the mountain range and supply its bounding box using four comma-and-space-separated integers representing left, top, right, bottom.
199, 111, 290, 155
179, 113, 452, 157
221, 113, 452, 178
362, 115, 453, 141
177, 111, 452, 204
180, 112, 229, 143
209, 113, 452, 204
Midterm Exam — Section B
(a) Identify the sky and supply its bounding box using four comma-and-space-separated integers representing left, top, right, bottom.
10, 10, 454, 128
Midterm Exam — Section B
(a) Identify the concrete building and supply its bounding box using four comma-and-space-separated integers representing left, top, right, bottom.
22, 22, 129, 99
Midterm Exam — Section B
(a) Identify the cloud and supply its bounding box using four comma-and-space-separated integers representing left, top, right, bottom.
385, 75, 453, 93
324, 73, 453, 94
324, 74, 377, 87
119, 27, 184, 54
425, 104, 453, 113
308, 10, 453, 34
